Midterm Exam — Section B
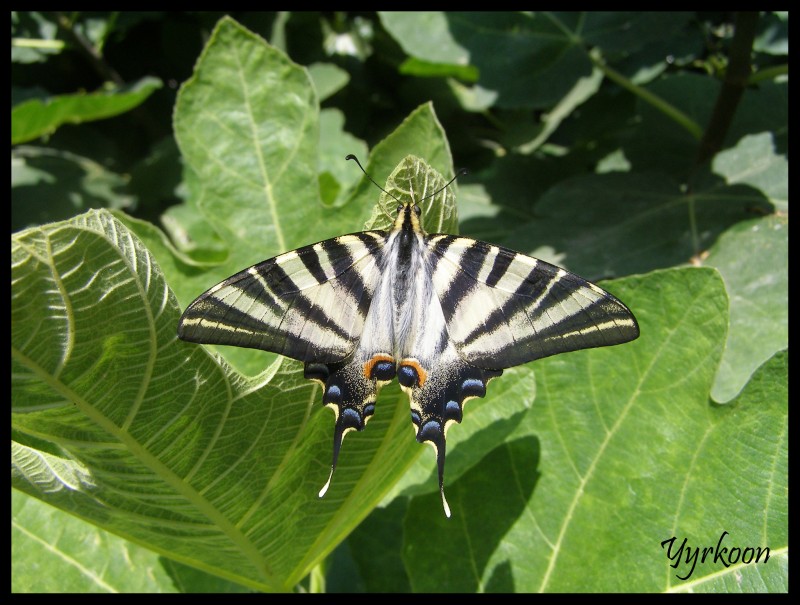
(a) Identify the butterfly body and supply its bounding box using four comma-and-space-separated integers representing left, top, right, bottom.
178, 170, 639, 517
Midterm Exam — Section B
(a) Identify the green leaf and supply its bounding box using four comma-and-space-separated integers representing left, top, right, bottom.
11, 145, 135, 232
11, 490, 179, 593
380, 12, 469, 66
382, 12, 594, 110
12, 486, 258, 593
11, 208, 404, 591
704, 215, 788, 403
173, 17, 320, 265
712, 132, 788, 212
398, 57, 479, 82
665, 361, 788, 591
307, 62, 350, 101
445, 80, 498, 112
363, 155, 458, 233
11, 76, 162, 144
400, 269, 787, 592
343, 102, 455, 233
499, 172, 772, 280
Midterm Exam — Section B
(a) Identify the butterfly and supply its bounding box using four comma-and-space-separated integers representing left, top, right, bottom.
177, 155, 639, 517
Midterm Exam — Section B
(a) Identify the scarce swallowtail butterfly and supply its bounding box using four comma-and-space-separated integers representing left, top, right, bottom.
177, 155, 639, 517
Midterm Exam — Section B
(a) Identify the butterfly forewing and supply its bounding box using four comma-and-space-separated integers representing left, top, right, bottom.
424, 235, 639, 369
178, 231, 386, 364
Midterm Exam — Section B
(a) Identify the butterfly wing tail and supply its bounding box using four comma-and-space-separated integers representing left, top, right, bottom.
306, 354, 397, 499
398, 352, 502, 518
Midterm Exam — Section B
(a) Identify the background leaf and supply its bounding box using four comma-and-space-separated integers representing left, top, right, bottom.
11, 77, 162, 145
11, 145, 136, 232
712, 132, 788, 212
171, 17, 322, 271
704, 215, 788, 402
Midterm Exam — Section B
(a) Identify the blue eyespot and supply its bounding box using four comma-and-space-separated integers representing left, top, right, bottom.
460, 378, 486, 398
372, 361, 396, 381
341, 407, 363, 429
324, 384, 342, 403
398, 365, 418, 387
444, 400, 463, 422
417, 420, 442, 443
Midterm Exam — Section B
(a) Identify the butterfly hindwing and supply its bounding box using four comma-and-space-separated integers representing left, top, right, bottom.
396, 341, 502, 517
306, 350, 397, 498
178, 231, 386, 364
302, 246, 401, 497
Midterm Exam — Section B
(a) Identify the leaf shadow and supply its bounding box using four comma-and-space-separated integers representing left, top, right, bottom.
404, 435, 541, 592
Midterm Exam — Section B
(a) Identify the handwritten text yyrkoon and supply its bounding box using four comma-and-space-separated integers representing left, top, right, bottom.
661, 531, 770, 581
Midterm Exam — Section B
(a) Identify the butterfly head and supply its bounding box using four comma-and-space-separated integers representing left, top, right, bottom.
392, 202, 425, 234
396, 202, 422, 217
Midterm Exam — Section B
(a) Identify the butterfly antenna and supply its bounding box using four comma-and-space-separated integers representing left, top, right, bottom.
419, 167, 468, 203
346, 154, 402, 204
346, 154, 467, 206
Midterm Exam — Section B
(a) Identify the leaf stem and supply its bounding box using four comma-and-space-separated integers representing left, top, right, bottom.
693, 12, 760, 168
748, 63, 788, 85
306, 562, 326, 593
588, 48, 703, 140
48, 11, 124, 85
